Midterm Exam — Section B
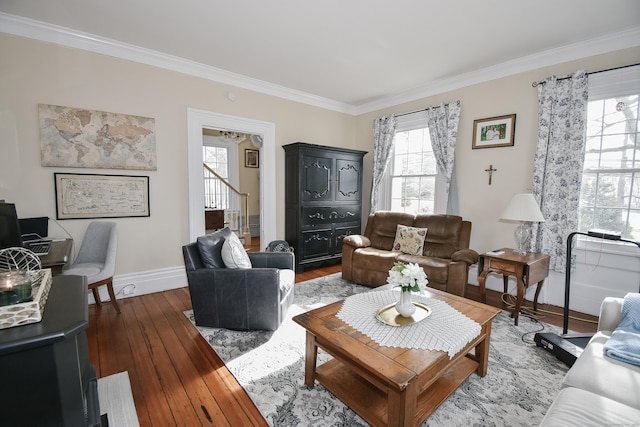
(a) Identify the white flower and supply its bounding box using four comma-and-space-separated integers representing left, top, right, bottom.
386, 261, 428, 292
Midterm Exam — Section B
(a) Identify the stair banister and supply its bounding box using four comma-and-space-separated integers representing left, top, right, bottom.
203, 163, 251, 245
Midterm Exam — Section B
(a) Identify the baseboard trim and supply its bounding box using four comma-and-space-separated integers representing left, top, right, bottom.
88, 266, 187, 305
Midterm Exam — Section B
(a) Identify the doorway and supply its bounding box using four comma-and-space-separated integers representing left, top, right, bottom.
187, 108, 276, 247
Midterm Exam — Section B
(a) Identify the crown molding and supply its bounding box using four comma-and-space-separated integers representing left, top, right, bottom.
1, 12, 638, 117
354, 26, 640, 115
0, 12, 357, 115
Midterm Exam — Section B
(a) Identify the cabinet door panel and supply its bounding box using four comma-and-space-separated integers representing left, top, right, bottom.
302, 155, 333, 202
334, 226, 361, 252
335, 158, 362, 201
301, 229, 332, 259
302, 206, 361, 227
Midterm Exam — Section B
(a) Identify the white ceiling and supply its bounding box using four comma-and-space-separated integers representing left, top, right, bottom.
1, 1, 639, 114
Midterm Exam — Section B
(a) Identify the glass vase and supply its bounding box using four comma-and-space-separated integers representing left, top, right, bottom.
395, 288, 416, 317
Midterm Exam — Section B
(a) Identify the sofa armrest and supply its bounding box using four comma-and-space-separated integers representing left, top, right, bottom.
343, 235, 371, 249
598, 297, 624, 333
248, 251, 295, 270
451, 249, 479, 265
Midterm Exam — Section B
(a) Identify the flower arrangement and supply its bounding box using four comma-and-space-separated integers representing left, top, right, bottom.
386, 261, 428, 293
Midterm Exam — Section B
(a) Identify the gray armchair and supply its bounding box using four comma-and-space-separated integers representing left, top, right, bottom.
182, 227, 295, 331
62, 221, 119, 313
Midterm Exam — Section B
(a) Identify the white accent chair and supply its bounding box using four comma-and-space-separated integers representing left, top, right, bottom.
62, 222, 120, 313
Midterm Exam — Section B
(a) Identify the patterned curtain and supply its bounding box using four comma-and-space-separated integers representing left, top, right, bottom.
370, 115, 397, 213
531, 71, 588, 273
426, 101, 461, 214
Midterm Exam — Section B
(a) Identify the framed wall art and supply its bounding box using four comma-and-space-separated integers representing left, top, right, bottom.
39, 104, 157, 170
245, 149, 259, 168
54, 173, 150, 219
472, 114, 516, 149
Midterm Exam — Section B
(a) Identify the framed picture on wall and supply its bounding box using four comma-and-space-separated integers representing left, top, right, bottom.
245, 149, 259, 168
472, 114, 516, 149
54, 173, 150, 219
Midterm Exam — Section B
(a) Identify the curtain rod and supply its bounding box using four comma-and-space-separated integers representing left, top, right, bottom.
532, 63, 640, 87
395, 100, 460, 118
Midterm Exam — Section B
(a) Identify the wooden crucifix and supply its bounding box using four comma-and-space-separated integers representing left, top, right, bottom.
485, 164, 497, 185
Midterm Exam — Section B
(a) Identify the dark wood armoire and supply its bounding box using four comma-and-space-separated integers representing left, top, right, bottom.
283, 142, 367, 273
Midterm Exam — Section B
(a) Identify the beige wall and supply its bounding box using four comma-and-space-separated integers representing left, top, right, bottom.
0, 34, 360, 275
357, 46, 640, 254
1, 32, 638, 285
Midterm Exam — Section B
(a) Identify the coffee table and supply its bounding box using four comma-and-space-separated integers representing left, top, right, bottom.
293, 288, 501, 427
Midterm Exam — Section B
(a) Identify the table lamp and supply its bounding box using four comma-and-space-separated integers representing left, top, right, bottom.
500, 193, 545, 255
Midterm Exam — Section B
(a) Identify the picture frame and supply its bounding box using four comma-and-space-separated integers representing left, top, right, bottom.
54, 173, 150, 219
245, 149, 259, 168
472, 114, 516, 149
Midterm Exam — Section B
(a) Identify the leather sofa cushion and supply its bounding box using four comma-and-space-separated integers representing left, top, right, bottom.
539, 387, 640, 427
197, 227, 233, 268
352, 247, 399, 273
397, 254, 450, 284
413, 215, 462, 258
279, 269, 295, 298
369, 211, 415, 250
562, 331, 640, 410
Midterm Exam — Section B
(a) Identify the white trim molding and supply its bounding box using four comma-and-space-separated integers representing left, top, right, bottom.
187, 108, 276, 246
90, 266, 187, 305
1, 12, 638, 116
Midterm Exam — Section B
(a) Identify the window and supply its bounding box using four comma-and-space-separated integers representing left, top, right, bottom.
378, 109, 444, 214
389, 127, 437, 214
203, 145, 230, 209
578, 66, 640, 240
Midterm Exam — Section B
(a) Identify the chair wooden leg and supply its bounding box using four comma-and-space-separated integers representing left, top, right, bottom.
92, 288, 102, 306
105, 279, 121, 314
89, 277, 120, 314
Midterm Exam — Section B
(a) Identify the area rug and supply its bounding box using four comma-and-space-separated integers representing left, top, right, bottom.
185, 273, 569, 426
98, 371, 140, 427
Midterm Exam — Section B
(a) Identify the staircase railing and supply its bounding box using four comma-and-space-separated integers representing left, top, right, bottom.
203, 163, 251, 245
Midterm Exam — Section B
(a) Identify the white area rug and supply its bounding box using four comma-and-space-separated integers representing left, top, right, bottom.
186, 273, 570, 426
98, 371, 140, 427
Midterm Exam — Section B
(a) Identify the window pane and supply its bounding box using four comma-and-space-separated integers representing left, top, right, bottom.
579, 90, 640, 239
389, 126, 436, 214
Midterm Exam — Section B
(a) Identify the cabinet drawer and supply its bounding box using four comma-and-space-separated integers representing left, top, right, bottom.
489, 259, 516, 273
302, 206, 360, 226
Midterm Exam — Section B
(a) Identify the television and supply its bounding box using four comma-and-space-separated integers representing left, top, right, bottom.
0, 202, 22, 249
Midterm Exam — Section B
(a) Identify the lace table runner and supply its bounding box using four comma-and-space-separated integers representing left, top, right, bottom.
336, 290, 481, 358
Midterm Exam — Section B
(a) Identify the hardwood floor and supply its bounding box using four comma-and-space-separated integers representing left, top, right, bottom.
87, 250, 596, 426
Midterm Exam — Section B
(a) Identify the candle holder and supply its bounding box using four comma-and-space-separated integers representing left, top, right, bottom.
0, 271, 33, 307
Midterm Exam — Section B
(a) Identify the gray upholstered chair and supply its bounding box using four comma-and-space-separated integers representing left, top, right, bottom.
62, 221, 120, 313
182, 227, 295, 331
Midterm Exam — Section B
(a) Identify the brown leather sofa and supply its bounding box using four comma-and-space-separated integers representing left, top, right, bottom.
341, 211, 479, 297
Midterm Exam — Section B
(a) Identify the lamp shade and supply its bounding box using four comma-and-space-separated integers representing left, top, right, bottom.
500, 193, 545, 222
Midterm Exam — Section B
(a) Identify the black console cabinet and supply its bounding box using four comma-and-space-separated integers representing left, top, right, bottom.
284, 142, 367, 273
0, 275, 100, 427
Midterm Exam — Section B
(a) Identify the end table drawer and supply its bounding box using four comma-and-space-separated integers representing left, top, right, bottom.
489, 259, 516, 273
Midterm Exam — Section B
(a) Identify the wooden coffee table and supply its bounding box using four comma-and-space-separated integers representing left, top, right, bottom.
293, 288, 501, 427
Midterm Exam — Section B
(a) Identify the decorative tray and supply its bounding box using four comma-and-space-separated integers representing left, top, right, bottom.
0, 269, 52, 330
375, 302, 431, 327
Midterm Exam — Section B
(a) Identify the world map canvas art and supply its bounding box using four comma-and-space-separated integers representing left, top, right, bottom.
39, 104, 157, 170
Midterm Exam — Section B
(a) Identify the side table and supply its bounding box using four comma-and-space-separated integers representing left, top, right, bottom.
477, 248, 550, 325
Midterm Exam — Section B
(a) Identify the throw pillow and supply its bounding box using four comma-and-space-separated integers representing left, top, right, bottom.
197, 227, 233, 268
221, 233, 252, 269
392, 224, 428, 255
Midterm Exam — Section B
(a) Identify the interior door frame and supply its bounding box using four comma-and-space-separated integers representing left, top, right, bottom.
187, 108, 276, 246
